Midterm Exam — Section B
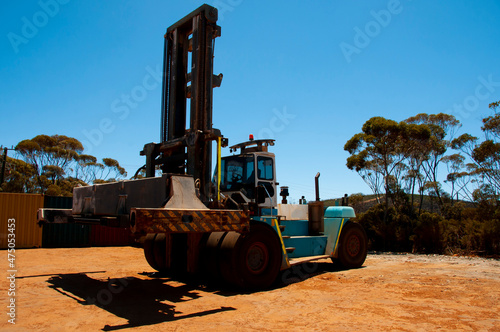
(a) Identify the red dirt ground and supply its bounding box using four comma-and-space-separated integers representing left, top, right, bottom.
2, 247, 499, 331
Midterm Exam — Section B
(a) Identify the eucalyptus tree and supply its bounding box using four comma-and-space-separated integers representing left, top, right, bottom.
8, 134, 127, 195
452, 101, 500, 199
344, 116, 431, 220
404, 113, 461, 209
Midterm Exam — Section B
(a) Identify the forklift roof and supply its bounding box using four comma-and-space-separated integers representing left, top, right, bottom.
229, 139, 275, 154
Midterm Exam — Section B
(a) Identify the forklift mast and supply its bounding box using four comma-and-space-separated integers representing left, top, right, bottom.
141, 4, 225, 204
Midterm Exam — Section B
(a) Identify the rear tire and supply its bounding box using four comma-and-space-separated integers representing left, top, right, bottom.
219, 231, 242, 286
337, 222, 368, 269
199, 232, 226, 281
143, 233, 169, 273
144, 233, 159, 271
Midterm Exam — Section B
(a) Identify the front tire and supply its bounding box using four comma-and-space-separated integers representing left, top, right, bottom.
337, 222, 368, 269
220, 223, 282, 289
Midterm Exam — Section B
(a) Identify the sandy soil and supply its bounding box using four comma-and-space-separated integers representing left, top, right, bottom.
2, 247, 499, 331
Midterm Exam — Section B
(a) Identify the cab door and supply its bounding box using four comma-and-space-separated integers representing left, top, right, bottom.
256, 155, 276, 208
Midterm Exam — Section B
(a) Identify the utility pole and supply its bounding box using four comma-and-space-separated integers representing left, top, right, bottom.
1, 147, 14, 186
1, 147, 7, 186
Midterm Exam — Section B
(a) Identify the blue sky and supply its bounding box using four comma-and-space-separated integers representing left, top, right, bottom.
1, 0, 499, 202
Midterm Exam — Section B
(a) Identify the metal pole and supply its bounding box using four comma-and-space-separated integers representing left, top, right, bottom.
315, 172, 320, 201
217, 136, 221, 203
0, 147, 7, 186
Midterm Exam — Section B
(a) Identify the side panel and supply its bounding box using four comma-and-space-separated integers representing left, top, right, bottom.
284, 236, 328, 258
279, 219, 309, 236
324, 217, 348, 258
72, 175, 168, 215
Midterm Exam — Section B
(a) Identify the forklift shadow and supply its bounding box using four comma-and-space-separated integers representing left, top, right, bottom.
184, 261, 367, 295
46, 273, 236, 331
277, 261, 367, 288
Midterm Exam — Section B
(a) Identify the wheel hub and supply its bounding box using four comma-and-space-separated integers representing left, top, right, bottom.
246, 241, 269, 274
347, 235, 361, 257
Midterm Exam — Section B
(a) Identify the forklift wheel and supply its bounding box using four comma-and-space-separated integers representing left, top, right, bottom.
144, 233, 160, 271
143, 233, 169, 273
337, 222, 368, 269
221, 223, 282, 289
199, 232, 226, 281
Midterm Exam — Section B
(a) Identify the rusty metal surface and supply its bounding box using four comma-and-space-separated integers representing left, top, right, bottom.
164, 175, 209, 210
308, 201, 324, 235
90, 225, 132, 247
131, 208, 249, 234
72, 175, 168, 216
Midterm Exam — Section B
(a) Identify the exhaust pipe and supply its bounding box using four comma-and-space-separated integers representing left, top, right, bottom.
315, 172, 320, 202
308, 172, 324, 235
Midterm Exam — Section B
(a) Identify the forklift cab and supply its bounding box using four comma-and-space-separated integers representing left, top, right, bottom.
219, 139, 277, 209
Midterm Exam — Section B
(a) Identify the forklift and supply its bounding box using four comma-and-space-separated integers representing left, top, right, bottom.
38, 4, 367, 289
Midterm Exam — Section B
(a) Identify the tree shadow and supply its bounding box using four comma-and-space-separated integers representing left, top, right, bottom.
46, 273, 236, 331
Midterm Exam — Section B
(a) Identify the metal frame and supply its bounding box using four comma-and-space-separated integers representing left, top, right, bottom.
141, 4, 226, 204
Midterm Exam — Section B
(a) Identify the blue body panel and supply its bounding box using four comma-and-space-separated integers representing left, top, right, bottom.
252, 206, 354, 268
283, 235, 328, 258
324, 217, 345, 257
280, 219, 308, 236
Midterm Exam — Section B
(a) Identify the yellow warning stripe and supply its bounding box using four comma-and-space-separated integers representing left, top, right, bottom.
133, 208, 249, 234
272, 218, 290, 269
332, 218, 345, 257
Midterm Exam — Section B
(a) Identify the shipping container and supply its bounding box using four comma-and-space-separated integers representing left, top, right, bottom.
41, 196, 91, 248
42, 223, 91, 248
44, 195, 72, 209
90, 225, 133, 247
0, 193, 44, 249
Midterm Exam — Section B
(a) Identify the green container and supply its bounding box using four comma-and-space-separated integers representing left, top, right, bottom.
42, 223, 91, 248
44, 195, 73, 209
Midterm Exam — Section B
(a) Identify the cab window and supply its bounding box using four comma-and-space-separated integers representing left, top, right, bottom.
257, 157, 273, 180
220, 156, 255, 191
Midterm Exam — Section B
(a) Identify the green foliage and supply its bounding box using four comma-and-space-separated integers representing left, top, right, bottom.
355, 203, 413, 252
1, 156, 36, 193
346, 103, 500, 256
404, 113, 462, 210
354, 201, 500, 255
440, 216, 500, 255
451, 101, 500, 198
344, 116, 432, 219
2, 134, 127, 196
411, 212, 443, 253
